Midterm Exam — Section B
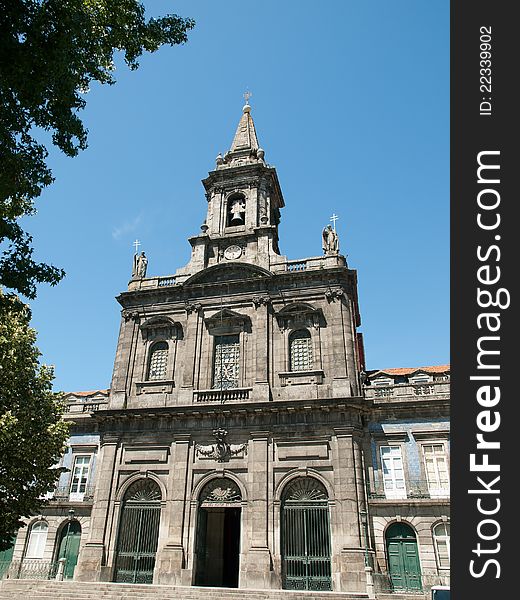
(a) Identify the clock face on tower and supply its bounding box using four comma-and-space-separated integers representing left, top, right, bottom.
224, 245, 242, 260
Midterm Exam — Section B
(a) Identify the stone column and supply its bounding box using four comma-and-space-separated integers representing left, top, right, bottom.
110, 312, 139, 409
243, 431, 272, 588
252, 296, 271, 401
325, 288, 357, 397
155, 435, 191, 585
179, 303, 201, 403
333, 426, 367, 593
75, 439, 119, 581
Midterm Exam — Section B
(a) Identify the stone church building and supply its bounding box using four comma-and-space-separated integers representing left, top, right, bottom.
2, 104, 450, 598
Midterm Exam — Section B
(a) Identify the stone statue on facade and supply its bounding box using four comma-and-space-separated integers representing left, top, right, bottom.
132, 251, 148, 279
322, 225, 339, 255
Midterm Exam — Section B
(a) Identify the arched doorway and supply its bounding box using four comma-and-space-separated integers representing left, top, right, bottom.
114, 479, 162, 584
281, 477, 332, 591
386, 522, 422, 591
194, 477, 242, 588
55, 520, 81, 579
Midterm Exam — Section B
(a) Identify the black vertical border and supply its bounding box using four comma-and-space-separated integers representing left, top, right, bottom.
451, 1, 516, 598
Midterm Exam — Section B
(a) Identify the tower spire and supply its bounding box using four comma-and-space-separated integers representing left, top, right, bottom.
229, 101, 260, 153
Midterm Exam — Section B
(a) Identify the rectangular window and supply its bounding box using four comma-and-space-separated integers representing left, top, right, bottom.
423, 444, 450, 497
410, 373, 431, 384
290, 331, 313, 371
380, 446, 406, 499
69, 455, 91, 501
372, 378, 393, 386
213, 335, 240, 389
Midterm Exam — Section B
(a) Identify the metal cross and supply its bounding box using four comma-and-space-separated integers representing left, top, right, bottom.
243, 90, 252, 105
329, 213, 339, 231
133, 239, 141, 254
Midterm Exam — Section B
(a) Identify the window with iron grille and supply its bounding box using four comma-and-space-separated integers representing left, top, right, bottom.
147, 342, 168, 380
289, 329, 313, 371
213, 335, 240, 389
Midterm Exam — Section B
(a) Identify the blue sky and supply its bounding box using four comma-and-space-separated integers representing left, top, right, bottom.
27, 0, 449, 392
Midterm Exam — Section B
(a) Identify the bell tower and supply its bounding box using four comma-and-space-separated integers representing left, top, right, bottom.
175, 102, 285, 278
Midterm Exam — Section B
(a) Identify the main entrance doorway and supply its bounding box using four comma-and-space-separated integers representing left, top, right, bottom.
56, 520, 81, 579
194, 478, 242, 587
114, 479, 161, 584
281, 477, 332, 591
386, 522, 422, 591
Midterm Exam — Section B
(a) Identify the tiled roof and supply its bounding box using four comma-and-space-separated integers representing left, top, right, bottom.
367, 365, 450, 377
65, 389, 109, 397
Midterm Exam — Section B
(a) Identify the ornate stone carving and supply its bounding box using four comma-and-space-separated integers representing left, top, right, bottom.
199, 477, 242, 504
122, 310, 140, 323
252, 295, 271, 309
124, 478, 162, 503
195, 428, 247, 462
325, 288, 344, 302
282, 477, 328, 502
185, 302, 202, 315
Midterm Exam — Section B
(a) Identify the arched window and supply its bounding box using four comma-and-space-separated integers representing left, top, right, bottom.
147, 341, 168, 380
289, 329, 313, 372
25, 521, 48, 559
433, 522, 450, 569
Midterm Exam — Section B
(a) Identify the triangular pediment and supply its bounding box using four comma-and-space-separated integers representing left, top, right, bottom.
204, 308, 249, 325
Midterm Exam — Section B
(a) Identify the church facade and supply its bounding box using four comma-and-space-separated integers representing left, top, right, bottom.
2, 105, 450, 598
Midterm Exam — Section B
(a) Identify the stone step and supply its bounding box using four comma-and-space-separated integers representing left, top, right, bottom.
0, 580, 369, 600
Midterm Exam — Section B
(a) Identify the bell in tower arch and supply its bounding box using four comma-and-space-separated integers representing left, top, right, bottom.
227, 195, 246, 226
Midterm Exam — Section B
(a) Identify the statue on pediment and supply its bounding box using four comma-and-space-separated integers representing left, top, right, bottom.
322, 225, 339, 255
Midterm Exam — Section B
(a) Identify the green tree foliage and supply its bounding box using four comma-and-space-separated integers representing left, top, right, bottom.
0, 292, 70, 550
0, 0, 195, 298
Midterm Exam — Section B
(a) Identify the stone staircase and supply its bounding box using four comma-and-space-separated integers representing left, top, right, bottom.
0, 580, 371, 600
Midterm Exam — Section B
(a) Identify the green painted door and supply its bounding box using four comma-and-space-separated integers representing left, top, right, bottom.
0, 537, 15, 579
57, 521, 81, 579
386, 523, 422, 591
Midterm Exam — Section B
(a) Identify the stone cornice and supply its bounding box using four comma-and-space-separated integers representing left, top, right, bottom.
92, 396, 368, 430
116, 266, 357, 309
